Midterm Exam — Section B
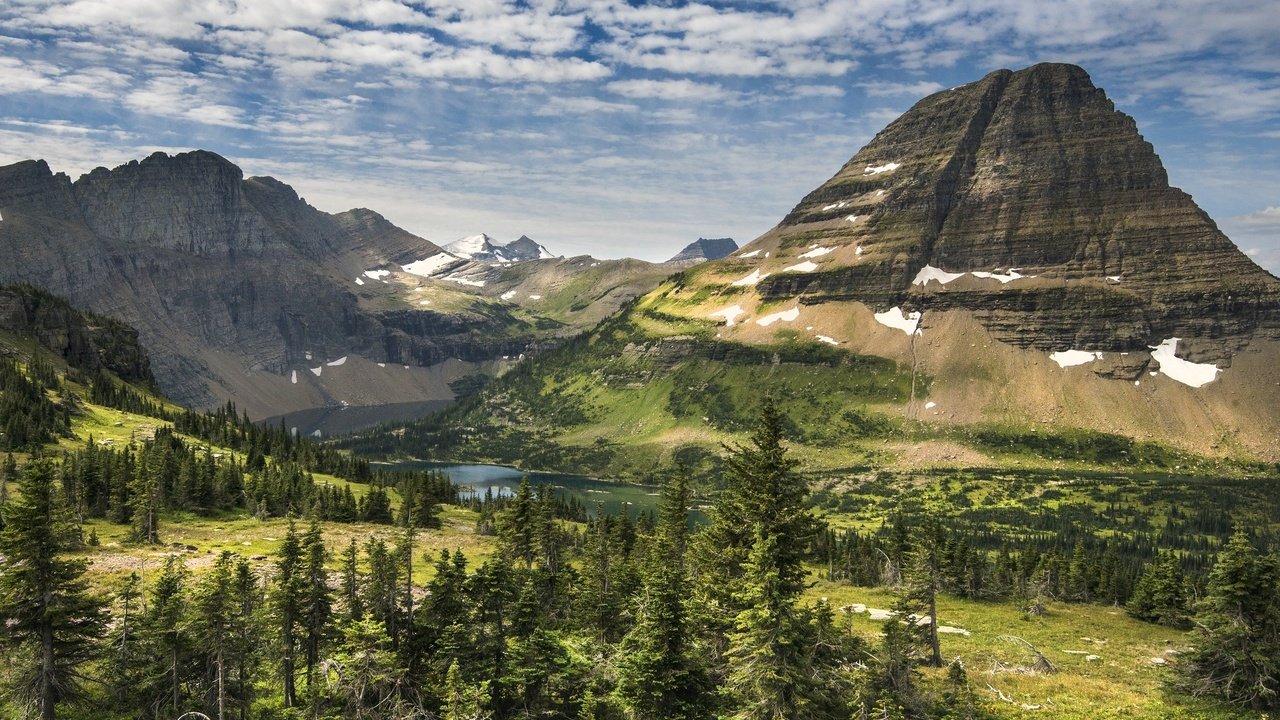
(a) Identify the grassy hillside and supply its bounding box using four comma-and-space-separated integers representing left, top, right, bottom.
346, 295, 1274, 485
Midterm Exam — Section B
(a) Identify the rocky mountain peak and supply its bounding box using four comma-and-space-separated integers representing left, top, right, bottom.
666, 237, 738, 266
733, 61, 1280, 360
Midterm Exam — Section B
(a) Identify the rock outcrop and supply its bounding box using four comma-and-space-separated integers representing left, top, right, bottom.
0, 284, 153, 384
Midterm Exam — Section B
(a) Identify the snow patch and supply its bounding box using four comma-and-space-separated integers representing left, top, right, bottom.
401, 252, 459, 276
874, 307, 922, 335
730, 269, 769, 286
756, 307, 800, 326
377, 363, 385, 367
500, 290, 517, 300
1107, 275, 1122, 283
418, 300, 431, 306
815, 335, 839, 345
708, 305, 745, 326
327, 356, 347, 367
912, 265, 964, 286
845, 215, 859, 223
738, 249, 761, 258
971, 268, 1030, 284
310, 366, 322, 377
925, 401, 936, 410
445, 275, 486, 287
864, 162, 901, 175
304, 351, 312, 360
290, 370, 297, 384
821, 200, 850, 211
1050, 350, 1103, 368
354, 277, 365, 286
783, 261, 819, 273
799, 246, 833, 258
855, 245, 864, 256
1150, 338, 1220, 387
363, 269, 391, 280
528, 294, 542, 300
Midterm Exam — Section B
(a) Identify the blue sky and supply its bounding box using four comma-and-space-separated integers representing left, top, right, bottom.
1, 0, 1277, 270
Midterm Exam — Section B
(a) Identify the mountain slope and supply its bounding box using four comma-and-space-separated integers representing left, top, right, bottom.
377, 63, 1280, 476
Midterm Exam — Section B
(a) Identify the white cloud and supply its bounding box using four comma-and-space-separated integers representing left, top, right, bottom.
605, 78, 732, 101
857, 80, 945, 97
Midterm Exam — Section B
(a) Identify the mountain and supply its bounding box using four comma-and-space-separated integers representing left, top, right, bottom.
665, 237, 738, 266
444, 233, 558, 263
0, 152, 536, 418
374, 63, 1280, 479
503, 235, 558, 261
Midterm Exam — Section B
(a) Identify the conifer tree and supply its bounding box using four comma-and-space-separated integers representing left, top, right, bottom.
616, 474, 712, 720
341, 537, 364, 622
272, 520, 306, 708
895, 517, 944, 668
194, 551, 239, 720
301, 520, 333, 706
1126, 553, 1190, 628
129, 449, 161, 543
146, 554, 193, 717
231, 557, 262, 720
0, 460, 106, 720
105, 571, 145, 710
722, 528, 815, 720
1178, 531, 1280, 708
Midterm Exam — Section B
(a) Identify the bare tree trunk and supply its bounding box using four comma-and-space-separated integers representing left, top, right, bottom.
216, 648, 225, 720
41, 618, 55, 720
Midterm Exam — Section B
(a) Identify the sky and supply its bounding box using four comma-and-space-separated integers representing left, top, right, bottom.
0, 1, 1278, 270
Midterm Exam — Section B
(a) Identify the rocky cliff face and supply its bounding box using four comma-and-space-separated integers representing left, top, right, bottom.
714, 63, 1280, 362
0, 284, 153, 383
0, 151, 533, 415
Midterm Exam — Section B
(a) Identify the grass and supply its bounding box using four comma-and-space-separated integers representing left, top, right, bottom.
802, 577, 1255, 719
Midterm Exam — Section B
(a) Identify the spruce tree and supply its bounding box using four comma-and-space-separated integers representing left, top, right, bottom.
615, 474, 712, 720
194, 551, 239, 720
1126, 553, 1190, 628
341, 537, 364, 622
272, 520, 306, 708
301, 520, 333, 707
895, 517, 944, 668
1178, 531, 1280, 708
0, 460, 106, 720
722, 528, 815, 720
146, 554, 193, 717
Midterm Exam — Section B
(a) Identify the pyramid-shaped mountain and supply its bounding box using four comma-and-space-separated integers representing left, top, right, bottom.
690, 63, 1279, 362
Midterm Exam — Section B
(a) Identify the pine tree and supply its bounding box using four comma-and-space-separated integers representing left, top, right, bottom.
301, 520, 333, 708
105, 571, 146, 710
194, 551, 239, 720
722, 528, 815, 720
230, 557, 262, 720
1126, 553, 1190, 628
895, 517, 944, 668
146, 554, 192, 717
691, 398, 815, 666
1178, 531, 1280, 708
615, 474, 712, 720
128, 449, 161, 543
341, 537, 364, 622
272, 520, 306, 708
0, 460, 106, 720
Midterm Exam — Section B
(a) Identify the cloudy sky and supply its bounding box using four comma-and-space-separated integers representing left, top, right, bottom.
1, 0, 1277, 269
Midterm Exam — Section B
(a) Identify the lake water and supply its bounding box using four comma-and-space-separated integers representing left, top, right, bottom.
383, 461, 711, 522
